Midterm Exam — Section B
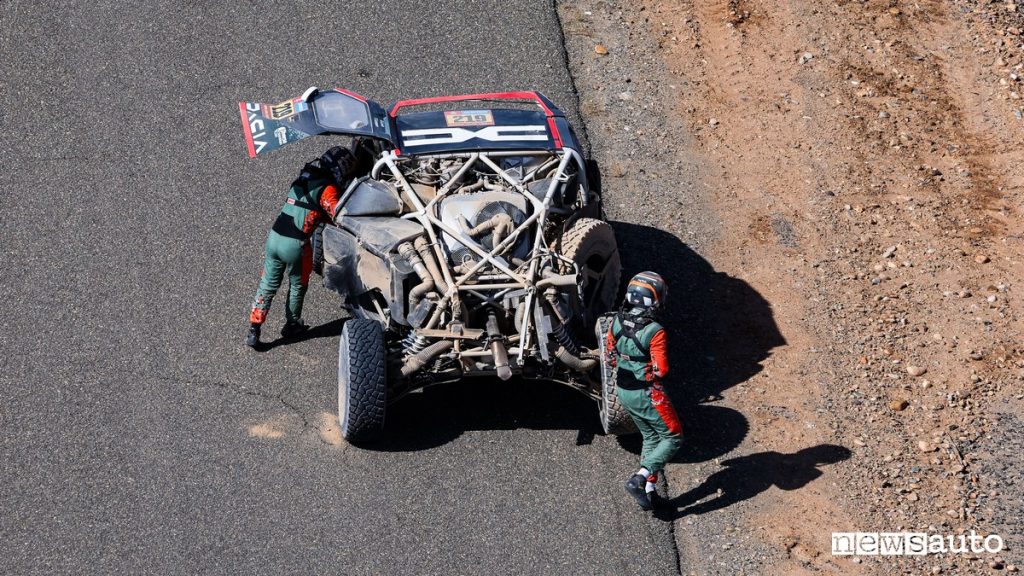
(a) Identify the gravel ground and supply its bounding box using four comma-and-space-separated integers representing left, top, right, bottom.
559, 0, 1024, 574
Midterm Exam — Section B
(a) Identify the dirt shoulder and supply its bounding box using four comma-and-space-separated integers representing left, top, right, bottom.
559, 0, 1024, 574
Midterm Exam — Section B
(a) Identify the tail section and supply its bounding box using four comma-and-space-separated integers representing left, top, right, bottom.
238, 97, 315, 157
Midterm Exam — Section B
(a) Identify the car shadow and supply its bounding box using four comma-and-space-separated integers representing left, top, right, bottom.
609, 221, 785, 464
371, 377, 601, 451
651, 444, 852, 520
255, 318, 348, 352
366, 221, 783, 460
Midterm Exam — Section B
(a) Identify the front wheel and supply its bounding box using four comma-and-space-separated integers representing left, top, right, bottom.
338, 319, 387, 444
596, 314, 636, 435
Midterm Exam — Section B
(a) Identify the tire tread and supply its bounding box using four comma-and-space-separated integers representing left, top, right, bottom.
339, 319, 386, 443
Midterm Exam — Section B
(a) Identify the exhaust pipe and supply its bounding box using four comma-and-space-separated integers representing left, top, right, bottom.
486, 312, 513, 381
401, 340, 453, 377
399, 242, 436, 310
491, 340, 512, 381
414, 235, 448, 294
554, 346, 597, 372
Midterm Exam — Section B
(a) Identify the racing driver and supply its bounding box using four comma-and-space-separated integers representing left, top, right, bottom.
245, 146, 354, 347
605, 271, 683, 510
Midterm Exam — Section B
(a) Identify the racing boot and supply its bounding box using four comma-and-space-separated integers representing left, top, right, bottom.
281, 319, 310, 339
625, 474, 653, 511
245, 323, 261, 348
647, 491, 669, 509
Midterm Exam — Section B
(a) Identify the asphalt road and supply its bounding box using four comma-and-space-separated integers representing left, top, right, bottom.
1, 2, 680, 574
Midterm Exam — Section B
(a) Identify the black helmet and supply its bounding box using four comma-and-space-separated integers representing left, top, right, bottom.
625, 271, 667, 311
319, 146, 354, 185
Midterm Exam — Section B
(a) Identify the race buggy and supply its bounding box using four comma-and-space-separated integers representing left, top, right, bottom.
240, 88, 634, 443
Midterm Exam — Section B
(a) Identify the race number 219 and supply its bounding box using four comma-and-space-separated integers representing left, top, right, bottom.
444, 110, 494, 127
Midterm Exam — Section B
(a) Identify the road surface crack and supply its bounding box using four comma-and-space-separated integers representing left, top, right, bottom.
157, 374, 334, 444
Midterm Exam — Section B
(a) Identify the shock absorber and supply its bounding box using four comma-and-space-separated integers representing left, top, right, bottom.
402, 332, 430, 356
551, 321, 582, 356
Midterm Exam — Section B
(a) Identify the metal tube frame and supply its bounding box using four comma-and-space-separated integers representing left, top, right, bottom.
369, 147, 587, 361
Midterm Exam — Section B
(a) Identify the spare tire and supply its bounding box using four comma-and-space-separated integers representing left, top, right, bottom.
338, 319, 387, 444
562, 218, 622, 328
596, 314, 637, 435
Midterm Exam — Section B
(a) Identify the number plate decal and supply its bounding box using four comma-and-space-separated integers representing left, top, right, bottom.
444, 110, 495, 127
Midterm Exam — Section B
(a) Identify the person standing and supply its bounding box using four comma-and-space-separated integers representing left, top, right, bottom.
605, 271, 683, 510
246, 146, 354, 347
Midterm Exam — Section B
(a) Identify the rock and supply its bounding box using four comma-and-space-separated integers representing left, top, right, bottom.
882, 245, 897, 258
991, 559, 1005, 570
798, 52, 813, 64
1006, 564, 1017, 572
919, 440, 936, 452
617, 91, 633, 101
907, 492, 919, 501
907, 365, 928, 377
594, 44, 609, 55
890, 399, 910, 411
709, 118, 719, 126
975, 254, 991, 264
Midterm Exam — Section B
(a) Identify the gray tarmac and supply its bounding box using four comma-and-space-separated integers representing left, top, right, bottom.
1, 2, 681, 574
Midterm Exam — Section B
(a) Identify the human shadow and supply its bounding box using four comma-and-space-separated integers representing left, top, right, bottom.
610, 221, 785, 463
255, 318, 348, 352
652, 444, 852, 520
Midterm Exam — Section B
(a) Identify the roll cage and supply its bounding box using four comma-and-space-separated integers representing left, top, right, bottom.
369, 146, 592, 365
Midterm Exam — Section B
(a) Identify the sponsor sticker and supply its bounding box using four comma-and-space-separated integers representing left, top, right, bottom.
444, 109, 494, 127
265, 98, 309, 120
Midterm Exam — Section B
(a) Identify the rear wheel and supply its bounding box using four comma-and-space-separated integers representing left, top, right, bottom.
563, 218, 622, 328
338, 319, 387, 444
596, 314, 636, 435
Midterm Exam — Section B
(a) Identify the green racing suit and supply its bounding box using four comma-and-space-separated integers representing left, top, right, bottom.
606, 310, 683, 475
248, 174, 342, 326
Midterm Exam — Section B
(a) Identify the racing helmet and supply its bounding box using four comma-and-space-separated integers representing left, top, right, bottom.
625, 271, 667, 311
318, 146, 354, 185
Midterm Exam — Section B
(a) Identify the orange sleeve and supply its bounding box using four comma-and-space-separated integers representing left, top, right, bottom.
319, 184, 341, 217
605, 322, 617, 367
649, 328, 669, 379
301, 184, 340, 235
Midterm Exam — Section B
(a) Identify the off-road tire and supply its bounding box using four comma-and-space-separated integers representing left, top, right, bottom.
596, 314, 637, 435
311, 223, 325, 276
563, 218, 622, 327
338, 319, 386, 444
